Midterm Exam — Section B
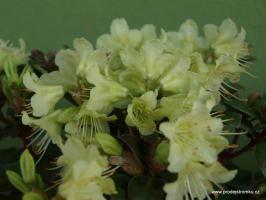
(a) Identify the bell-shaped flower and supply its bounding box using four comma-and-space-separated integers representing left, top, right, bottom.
159, 55, 192, 93
159, 97, 227, 172
120, 41, 175, 80
120, 41, 180, 94
40, 48, 78, 92
203, 18, 249, 60
203, 55, 247, 98
21, 110, 63, 156
164, 162, 237, 200
125, 91, 158, 135
73, 38, 94, 76
58, 137, 116, 200
23, 71, 65, 117
0, 38, 28, 70
160, 20, 205, 55
63, 102, 117, 145
96, 18, 142, 51
86, 63, 129, 113
156, 88, 216, 121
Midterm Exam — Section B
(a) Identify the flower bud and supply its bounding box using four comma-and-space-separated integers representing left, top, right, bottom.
3, 56, 20, 85
154, 141, 169, 165
20, 149, 36, 183
6, 170, 30, 193
23, 192, 43, 200
95, 133, 123, 156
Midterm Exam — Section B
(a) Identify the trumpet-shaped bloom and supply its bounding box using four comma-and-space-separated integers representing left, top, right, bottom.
86, 63, 129, 113
156, 88, 216, 121
0, 38, 28, 70
164, 162, 237, 200
125, 91, 158, 135
203, 18, 249, 59
23, 71, 64, 117
41, 48, 78, 92
58, 137, 116, 200
64, 102, 117, 144
159, 97, 226, 172
22, 110, 63, 155
96, 18, 142, 51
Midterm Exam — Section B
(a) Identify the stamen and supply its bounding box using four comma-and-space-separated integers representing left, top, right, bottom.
220, 131, 247, 135
186, 177, 194, 200
199, 181, 212, 200
45, 178, 62, 192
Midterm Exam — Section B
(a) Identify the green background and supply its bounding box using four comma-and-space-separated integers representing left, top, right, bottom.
0, 0, 265, 93
0, 0, 265, 169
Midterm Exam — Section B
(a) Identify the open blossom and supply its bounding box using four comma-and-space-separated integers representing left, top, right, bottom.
22, 110, 63, 156
63, 102, 117, 144
160, 96, 227, 172
125, 91, 158, 135
58, 137, 116, 200
23, 71, 64, 117
96, 18, 142, 51
203, 18, 249, 59
164, 162, 237, 200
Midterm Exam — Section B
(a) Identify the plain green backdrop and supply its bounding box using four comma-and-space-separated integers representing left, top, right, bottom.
0, 0, 265, 93
0, 0, 265, 169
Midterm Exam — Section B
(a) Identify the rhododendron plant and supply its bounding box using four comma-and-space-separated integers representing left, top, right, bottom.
1, 18, 266, 200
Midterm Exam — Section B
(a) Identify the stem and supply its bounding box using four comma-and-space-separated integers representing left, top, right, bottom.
219, 130, 266, 162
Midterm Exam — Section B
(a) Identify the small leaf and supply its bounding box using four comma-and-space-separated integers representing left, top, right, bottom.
223, 99, 254, 117
20, 149, 36, 184
6, 170, 30, 193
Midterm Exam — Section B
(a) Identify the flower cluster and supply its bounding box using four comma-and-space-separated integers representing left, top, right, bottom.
17, 18, 250, 199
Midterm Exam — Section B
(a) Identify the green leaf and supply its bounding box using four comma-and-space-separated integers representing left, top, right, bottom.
128, 176, 165, 200
6, 170, 30, 193
223, 99, 254, 117
256, 139, 266, 176
20, 149, 36, 184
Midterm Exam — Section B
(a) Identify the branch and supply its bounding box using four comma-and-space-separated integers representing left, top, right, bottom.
219, 130, 266, 162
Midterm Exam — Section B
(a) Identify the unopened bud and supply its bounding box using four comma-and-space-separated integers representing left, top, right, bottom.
3, 56, 20, 85
154, 141, 169, 165
95, 133, 123, 156
23, 192, 43, 200
6, 170, 30, 193
20, 149, 36, 183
